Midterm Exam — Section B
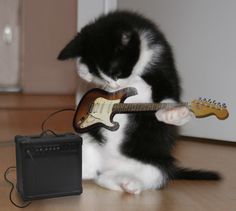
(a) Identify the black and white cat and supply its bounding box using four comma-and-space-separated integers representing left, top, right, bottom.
58, 11, 220, 194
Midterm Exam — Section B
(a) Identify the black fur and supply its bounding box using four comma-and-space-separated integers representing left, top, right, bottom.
58, 10, 221, 182
173, 168, 222, 180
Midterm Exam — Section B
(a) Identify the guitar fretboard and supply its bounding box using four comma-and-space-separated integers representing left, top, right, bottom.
112, 102, 190, 113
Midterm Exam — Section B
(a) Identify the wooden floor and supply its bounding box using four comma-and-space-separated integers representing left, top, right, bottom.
0, 94, 235, 211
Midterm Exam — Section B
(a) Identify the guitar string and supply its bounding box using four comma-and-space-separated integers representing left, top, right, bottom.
112, 102, 190, 113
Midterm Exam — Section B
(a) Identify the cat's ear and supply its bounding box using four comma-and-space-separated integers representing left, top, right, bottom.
121, 31, 132, 46
57, 33, 81, 60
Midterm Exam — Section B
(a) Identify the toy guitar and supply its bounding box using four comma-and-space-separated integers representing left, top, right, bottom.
73, 87, 229, 133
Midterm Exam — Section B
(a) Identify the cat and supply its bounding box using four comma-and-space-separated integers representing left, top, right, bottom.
58, 11, 221, 194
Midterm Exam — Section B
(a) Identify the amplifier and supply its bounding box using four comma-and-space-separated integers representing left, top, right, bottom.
15, 133, 82, 201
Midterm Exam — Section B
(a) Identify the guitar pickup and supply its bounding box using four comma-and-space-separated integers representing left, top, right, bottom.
89, 103, 94, 113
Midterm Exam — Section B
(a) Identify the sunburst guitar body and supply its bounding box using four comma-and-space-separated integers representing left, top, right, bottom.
73, 87, 229, 133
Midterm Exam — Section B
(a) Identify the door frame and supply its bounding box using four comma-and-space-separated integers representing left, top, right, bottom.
77, 0, 117, 31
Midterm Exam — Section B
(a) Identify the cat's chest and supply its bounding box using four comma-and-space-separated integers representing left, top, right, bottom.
105, 76, 153, 103
125, 77, 152, 103
101, 77, 153, 159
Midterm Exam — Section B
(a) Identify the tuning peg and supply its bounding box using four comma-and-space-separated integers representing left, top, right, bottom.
222, 103, 227, 108
216, 102, 222, 109
198, 97, 204, 104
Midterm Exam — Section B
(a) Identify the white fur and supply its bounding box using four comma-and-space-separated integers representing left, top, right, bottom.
77, 31, 191, 194
80, 134, 102, 179
76, 59, 93, 82
76, 59, 105, 85
132, 32, 162, 76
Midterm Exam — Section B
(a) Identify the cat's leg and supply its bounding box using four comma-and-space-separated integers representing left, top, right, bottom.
95, 163, 166, 194
81, 134, 102, 180
95, 171, 144, 194
155, 99, 193, 126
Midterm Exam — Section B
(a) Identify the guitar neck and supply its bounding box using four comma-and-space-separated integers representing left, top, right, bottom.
112, 102, 190, 113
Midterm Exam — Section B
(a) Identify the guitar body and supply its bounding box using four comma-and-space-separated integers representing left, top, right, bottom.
73, 87, 138, 133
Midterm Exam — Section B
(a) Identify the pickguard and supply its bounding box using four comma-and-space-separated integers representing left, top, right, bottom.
79, 97, 121, 128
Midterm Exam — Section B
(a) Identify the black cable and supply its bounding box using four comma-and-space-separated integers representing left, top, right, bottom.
4, 167, 32, 208
40, 108, 75, 135
40, 129, 59, 137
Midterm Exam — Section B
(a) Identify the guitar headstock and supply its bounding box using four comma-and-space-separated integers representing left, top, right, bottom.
190, 98, 229, 120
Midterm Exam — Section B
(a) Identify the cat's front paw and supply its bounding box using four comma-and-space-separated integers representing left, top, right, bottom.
156, 106, 193, 126
78, 63, 93, 82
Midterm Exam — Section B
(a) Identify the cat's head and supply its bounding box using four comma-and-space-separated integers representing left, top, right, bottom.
58, 13, 140, 89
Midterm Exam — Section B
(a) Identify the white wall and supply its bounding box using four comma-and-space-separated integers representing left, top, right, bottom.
78, 0, 117, 30
119, 0, 236, 141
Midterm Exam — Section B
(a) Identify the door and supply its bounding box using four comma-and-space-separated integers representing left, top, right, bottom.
0, 0, 21, 92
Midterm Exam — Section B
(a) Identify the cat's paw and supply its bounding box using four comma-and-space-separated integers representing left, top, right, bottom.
118, 176, 143, 194
95, 172, 144, 194
78, 63, 93, 82
156, 106, 193, 126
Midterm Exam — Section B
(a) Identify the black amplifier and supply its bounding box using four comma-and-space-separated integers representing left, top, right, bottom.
15, 133, 82, 201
